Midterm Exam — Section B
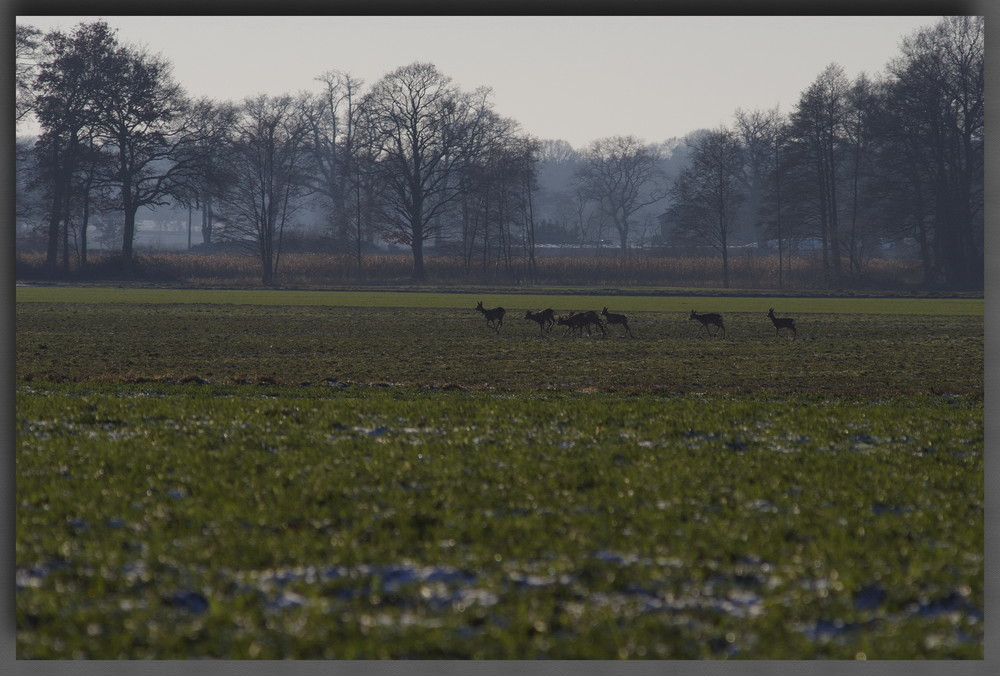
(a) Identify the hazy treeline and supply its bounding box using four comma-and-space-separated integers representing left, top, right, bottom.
15, 17, 982, 289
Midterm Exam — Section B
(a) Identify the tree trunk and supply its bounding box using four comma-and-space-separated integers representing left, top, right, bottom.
775, 146, 784, 290
261, 256, 274, 285
848, 137, 862, 275
80, 193, 89, 267
411, 233, 425, 282
45, 155, 64, 270
122, 199, 137, 276
201, 194, 213, 245
826, 136, 841, 276
355, 171, 364, 274
260, 222, 274, 285
817, 160, 829, 271
61, 185, 71, 270
45, 208, 62, 270
720, 214, 730, 289
936, 192, 969, 289
525, 175, 537, 284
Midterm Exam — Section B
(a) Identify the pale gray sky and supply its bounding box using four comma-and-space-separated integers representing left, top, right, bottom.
17, 15, 941, 148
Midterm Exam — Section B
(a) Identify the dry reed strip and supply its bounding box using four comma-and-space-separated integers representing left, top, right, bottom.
15, 250, 924, 290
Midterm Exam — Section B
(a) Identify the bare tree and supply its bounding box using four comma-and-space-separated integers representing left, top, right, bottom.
215, 94, 313, 285
305, 70, 366, 257
787, 63, 850, 278
572, 184, 603, 249
573, 136, 665, 252
16, 137, 46, 237
664, 128, 746, 288
840, 73, 884, 275
32, 21, 122, 270
16, 24, 42, 126
454, 113, 536, 278
733, 107, 782, 243
868, 82, 935, 283
538, 138, 579, 164
172, 99, 239, 248
757, 117, 802, 288
887, 16, 983, 289
42, 25, 211, 274
363, 62, 495, 281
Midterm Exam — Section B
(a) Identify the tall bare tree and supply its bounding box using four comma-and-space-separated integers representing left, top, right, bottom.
454, 112, 534, 277
32, 21, 118, 270
215, 94, 313, 285
887, 16, 983, 289
34, 21, 207, 273
171, 99, 239, 248
88, 42, 201, 272
573, 136, 665, 252
788, 63, 850, 277
664, 128, 746, 288
840, 73, 883, 274
733, 107, 782, 243
305, 70, 366, 255
363, 62, 495, 281
16, 24, 42, 126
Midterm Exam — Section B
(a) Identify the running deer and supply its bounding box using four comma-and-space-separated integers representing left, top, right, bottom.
475, 301, 506, 333
557, 310, 607, 337
767, 308, 797, 339
601, 307, 634, 337
524, 308, 556, 335
689, 310, 726, 338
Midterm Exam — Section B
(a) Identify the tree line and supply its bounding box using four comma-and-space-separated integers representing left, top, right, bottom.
15, 17, 983, 289
665, 17, 983, 290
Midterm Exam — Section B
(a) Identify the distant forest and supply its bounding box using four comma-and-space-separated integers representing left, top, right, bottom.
14, 17, 983, 290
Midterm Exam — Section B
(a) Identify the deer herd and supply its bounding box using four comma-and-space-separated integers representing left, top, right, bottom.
476, 301, 797, 339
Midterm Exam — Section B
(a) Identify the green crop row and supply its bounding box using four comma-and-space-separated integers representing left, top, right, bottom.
16, 383, 984, 658
15, 285, 984, 316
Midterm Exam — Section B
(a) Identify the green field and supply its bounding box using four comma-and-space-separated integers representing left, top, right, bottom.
14, 284, 985, 315
15, 287, 984, 658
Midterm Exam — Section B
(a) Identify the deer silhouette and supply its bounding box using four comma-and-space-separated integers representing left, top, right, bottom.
689, 310, 726, 338
475, 301, 505, 333
601, 307, 634, 337
557, 310, 606, 337
767, 308, 796, 339
524, 309, 556, 335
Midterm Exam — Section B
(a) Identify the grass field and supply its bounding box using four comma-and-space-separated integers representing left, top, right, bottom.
15, 287, 984, 659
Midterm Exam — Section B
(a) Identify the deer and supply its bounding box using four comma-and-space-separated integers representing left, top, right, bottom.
601, 307, 634, 337
689, 310, 726, 338
557, 310, 606, 337
475, 301, 505, 333
556, 312, 590, 336
524, 308, 556, 336
767, 308, 797, 339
